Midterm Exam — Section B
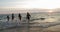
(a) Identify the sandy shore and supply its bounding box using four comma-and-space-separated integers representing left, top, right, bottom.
0, 23, 60, 32
43, 25, 60, 32
0, 26, 45, 32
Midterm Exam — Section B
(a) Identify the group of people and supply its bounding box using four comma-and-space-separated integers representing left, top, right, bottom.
7, 12, 31, 21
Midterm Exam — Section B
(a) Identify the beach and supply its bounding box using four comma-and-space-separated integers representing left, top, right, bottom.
0, 13, 60, 32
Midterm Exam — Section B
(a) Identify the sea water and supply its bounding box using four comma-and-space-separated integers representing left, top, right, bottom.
0, 12, 60, 32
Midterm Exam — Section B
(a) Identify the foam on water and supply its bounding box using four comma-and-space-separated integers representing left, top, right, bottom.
0, 13, 60, 32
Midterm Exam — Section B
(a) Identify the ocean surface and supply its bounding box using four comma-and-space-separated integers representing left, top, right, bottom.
0, 12, 60, 32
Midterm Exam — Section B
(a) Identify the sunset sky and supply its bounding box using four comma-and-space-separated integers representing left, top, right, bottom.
0, 0, 60, 14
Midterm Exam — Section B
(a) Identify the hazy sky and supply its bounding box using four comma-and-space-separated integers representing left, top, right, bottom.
0, 0, 60, 9
0, 0, 60, 14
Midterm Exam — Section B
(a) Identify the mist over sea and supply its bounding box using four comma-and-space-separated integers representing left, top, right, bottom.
0, 12, 60, 32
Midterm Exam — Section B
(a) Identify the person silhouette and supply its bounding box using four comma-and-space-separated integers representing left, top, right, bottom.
18, 13, 22, 21
12, 13, 14, 20
26, 12, 31, 32
7, 15, 10, 21
26, 12, 31, 20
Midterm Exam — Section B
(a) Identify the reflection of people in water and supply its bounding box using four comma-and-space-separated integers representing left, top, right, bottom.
26, 12, 31, 20
18, 13, 22, 21
7, 15, 9, 21
12, 13, 14, 20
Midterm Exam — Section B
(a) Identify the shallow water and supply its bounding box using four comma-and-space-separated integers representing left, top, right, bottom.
0, 13, 60, 32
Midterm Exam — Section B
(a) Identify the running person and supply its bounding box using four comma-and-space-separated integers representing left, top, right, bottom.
26, 12, 31, 20
12, 13, 14, 20
7, 15, 10, 21
18, 13, 22, 21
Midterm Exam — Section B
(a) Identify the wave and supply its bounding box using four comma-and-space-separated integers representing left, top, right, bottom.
0, 17, 60, 30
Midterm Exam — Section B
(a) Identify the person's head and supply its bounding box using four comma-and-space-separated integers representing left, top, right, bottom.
27, 12, 29, 14
12, 13, 14, 15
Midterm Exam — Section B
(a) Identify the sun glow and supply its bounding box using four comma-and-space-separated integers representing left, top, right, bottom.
12, 0, 60, 9
49, 10, 53, 13
45, 18, 57, 22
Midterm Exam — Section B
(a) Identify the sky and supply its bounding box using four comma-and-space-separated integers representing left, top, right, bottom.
0, 0, 60, 14
0, 0, 60, 9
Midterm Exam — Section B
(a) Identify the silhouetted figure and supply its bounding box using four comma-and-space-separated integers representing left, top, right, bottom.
26, 12, 31, 20
26, 12, 31, 32
7, 15, 10, 21
12, 13, 14, 20
18, 13, 22, 21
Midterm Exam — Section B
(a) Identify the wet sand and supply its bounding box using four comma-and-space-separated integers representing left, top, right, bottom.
0, 26, 44, 32
1, 25, 60, 32
1, 24, 60, 32
43, 25, 60, 32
